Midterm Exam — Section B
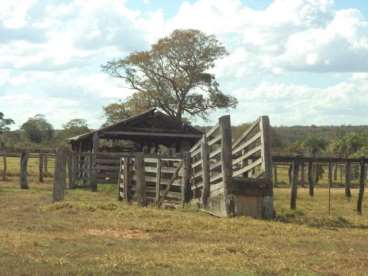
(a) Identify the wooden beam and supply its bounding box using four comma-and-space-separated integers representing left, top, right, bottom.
100, 131, 201, 139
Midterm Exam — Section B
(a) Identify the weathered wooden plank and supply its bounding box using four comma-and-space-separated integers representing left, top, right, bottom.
232, 145, 262, 167
232, 118, 260, 149
210, 173, 223, 184
233, 158, 262, 177
232, 132, 262, 156
205, 123, 220, 139
135, 153, 146, 206
209, 148, 221, 159
182, 152, 191, 204
208, 134, 222, 147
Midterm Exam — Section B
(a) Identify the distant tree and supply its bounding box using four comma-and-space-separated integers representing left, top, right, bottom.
103, 93, 151, 125
62, 119, 89, 138
0, 112, 14, 134
102, 29, 237, 122
302, 136, 327, 157
21, 114, 54, 144
0, 112, 14, 148
330, 133, 365, 157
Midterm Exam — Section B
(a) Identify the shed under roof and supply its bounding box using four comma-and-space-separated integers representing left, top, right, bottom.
68, 108, 203, 144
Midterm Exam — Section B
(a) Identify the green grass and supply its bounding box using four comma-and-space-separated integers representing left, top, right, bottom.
0, 157, 55, 177
1, 178, 368, 275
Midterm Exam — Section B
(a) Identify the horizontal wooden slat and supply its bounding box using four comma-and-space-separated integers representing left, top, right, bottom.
192, 159, 202, 169
209, 160, 222, 171
233, 158, 263, 177
210, 173, 223, 183
205, 123, 220, 139
208, 134, 222, 146
232, 145, 262, 167
232, 118, 260, 149
209, 148, 221, 159
232, 132, 262, 156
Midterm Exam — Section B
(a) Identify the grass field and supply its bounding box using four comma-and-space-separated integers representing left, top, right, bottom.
0, 177, 368, 275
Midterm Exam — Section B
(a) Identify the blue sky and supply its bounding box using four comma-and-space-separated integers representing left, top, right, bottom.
1, 0, 368, 129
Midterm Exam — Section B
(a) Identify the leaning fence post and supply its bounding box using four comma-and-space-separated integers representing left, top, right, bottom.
20, 151, 29, 189
219, 115, 233, 216
53, 148, 67, 202
200, 137, 210, 207
357, 158, 366, 214
135, 153, 146, 206
182, 152, 192, 205
290, 157, 299, 210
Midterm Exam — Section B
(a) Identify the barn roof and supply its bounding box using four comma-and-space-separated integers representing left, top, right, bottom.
68, 108, 203, 143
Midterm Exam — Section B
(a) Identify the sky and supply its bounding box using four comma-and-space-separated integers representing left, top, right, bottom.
1, 0, 368, 129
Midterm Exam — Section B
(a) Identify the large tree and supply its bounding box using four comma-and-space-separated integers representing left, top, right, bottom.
0, 112, 14, 134
102, 29, 237, 122
62, 119, 89, 138
21, 114, 54, 144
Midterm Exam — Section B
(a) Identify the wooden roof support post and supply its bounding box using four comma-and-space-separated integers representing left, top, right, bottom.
200, 136, 210, 208
290, 157, 299, 210
219, 115, 233, 217
345, 161, 352, 197
357, 158, 366, 215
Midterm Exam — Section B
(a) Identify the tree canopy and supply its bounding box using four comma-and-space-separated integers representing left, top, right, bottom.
62, 119, 89, 138
102, 29, 237, 123
21, 114, 54, 144
0, 112, 14, 134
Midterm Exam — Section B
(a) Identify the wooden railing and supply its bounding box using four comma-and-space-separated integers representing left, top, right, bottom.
118, 153, 191, 206
190, 115, 232, 208
232, 116, 272, 179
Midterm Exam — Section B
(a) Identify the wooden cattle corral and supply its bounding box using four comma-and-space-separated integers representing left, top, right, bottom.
118, 115, 274, 219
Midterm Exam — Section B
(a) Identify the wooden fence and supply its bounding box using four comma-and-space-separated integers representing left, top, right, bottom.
118, 154, 190, 206
272, 155, 367, 213
0, 151, 55, 183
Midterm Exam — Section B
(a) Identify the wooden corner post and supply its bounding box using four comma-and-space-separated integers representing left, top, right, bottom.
53, 148, 67, 202
135, 153, 146, 206
219, 115, 233, 217
200, 136, 210, 207
260, 116, 272, 179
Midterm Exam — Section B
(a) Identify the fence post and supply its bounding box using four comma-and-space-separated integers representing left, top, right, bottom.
39, 153, 44, 183
273, 165, 278, 187
345, 161, 352, 197
68, 152, 75, 189
357, 158, 366, 214
182, 152, 192, 205
89, 152, 97, 192
20, 151, 29, 189
300, 160, 305, 187
290, 158, 299, 209
53, 148, 67, 202
135, 153, 146, 206
328, 161, 333, 215
308, 161, 314, 196
123, 157, 131, 201
155, 157, 161, 205
2, 152, 7, 181
44, 153, 48, 175
200, 137, 210, 207
219, 115, 233, 217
